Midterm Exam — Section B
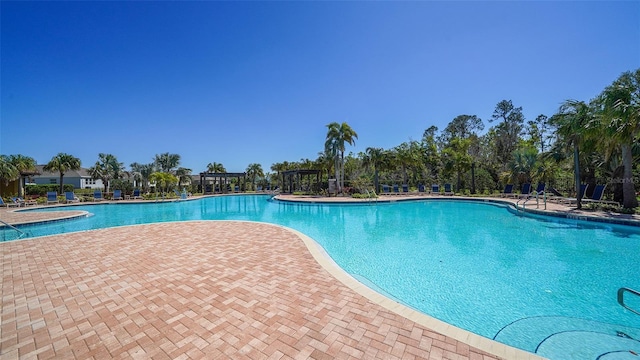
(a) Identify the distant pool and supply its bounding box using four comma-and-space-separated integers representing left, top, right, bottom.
3, 195, 640, 359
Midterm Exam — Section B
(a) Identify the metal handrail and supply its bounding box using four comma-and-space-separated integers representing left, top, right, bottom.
0, 219, 27, 240
618, 287, 640, 315
516, 190, 547, 212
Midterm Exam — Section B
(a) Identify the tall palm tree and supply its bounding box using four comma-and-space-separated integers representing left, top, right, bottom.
551, 100, 594, 209
324, 127, 340, 191
597, 69, 639, 208
7, 154, 37, 198
246, 163, 264, 191
43, 153, 81, 195
154, 153, 181, 173
325, 122, 358, 192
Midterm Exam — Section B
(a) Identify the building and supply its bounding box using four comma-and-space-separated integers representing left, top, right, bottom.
30, 165, 104, 190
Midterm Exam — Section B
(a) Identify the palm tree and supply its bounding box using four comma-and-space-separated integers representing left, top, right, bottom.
509, 146, 538, 185
270, 161, 290, 189
154, 153, 181, 173
363, 147, 384, 192
246, 163, 264, 191
0, 155, 20, 187
551, 100, 594, 209
175, 167, 192, 190
315, 151, 334, 182
88, 153, 123, 193
130, 162, 156, 192
7, 154, 37, 198
206, 162, 226, 173
43, 153, 81, 195
597, 69, 639, 208
394, 142, 420, 185
325, 122, 358, 192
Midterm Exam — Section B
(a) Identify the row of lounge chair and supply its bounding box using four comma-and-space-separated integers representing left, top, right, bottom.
500, 183, 546, 198
499, 183, 619, 206
380, 184, 454, 195
41, 189, 145, 205
0, 196, 37, 207
551, 184, 619, 206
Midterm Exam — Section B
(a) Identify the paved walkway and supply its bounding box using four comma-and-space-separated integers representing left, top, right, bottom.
1, 195, 638, 359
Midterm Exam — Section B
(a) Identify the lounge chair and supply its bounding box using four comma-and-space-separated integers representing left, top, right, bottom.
65, 192, 79, 203
555, 184, 588, 204
444, 183, 454, 196
533, 183, 545, 195
431, 184, 440, 195
234, 185, 240, 193
392, 184, 401, 195
582, 184, 620, 206
381, 184, 391, 195
401, 184, 409, 194
13, 197, 36, 207
517, 183, 532, 198
132, 189, 142, 199
1, 197, 19, 208
47, 191, 59, 205
256, 186, 263, 192
93, 190, 104, 202
113, 189, 123, 200
418, 184, 426, 193
500, 184, 514, 197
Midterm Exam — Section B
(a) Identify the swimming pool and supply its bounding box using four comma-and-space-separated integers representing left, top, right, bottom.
3, 195, 640, 359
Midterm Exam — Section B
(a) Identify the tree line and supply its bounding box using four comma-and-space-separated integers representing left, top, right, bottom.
1, 69, 638, 208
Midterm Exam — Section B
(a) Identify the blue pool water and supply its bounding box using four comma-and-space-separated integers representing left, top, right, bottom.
3, 195, 640, 359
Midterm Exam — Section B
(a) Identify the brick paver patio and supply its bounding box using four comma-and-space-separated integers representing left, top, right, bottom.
1, 220, 504, 359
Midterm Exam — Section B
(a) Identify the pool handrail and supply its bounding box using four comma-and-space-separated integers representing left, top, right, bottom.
618, 287, 640, 315
0, 219, 27, 239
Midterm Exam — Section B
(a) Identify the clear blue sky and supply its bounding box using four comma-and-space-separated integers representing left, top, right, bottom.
2, 1, 639, 173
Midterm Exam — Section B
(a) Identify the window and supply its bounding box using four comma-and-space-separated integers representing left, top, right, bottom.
49, 179, 57, 184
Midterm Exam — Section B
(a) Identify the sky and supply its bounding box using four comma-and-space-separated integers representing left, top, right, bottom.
1, 1, 639, 174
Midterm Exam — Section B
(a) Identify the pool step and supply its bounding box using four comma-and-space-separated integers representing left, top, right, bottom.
493, 316, 640, 359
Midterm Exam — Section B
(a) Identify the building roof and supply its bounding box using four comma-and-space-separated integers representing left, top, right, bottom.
34, 165, 93, 178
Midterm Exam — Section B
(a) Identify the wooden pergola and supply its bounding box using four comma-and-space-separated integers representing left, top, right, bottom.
281, 169, 321, 194
199, 172, 246, 194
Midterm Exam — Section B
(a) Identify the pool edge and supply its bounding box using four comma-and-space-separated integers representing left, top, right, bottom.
280, 223, 548, 360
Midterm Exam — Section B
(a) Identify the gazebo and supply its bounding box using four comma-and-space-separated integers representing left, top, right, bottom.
199, 172, 246, 194
281, 169, 322, 194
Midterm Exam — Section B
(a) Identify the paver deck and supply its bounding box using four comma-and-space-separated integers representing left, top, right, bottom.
1, 195, 638, 359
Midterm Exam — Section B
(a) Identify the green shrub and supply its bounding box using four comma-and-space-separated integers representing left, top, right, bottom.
26, 184, 74, 196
